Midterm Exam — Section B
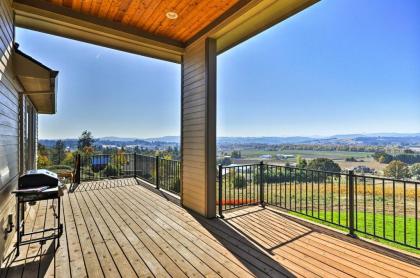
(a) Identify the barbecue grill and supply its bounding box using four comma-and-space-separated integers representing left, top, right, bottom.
13, 169, 64, 257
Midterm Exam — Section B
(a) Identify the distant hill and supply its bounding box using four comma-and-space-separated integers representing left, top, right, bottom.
39, 133, 420, 148
100, 136, 137, 142
144, 136, 180, 143
217, 136, 314, 145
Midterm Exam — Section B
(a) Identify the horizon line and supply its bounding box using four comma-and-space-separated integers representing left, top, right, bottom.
39, 131, 420, 141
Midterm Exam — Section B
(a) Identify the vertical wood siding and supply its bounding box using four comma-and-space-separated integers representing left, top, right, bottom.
181, 38, 216, 217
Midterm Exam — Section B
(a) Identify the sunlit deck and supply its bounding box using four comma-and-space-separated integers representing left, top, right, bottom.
1, 178, 420, 277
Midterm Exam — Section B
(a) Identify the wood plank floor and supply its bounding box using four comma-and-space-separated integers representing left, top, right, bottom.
1, 178, 420, 277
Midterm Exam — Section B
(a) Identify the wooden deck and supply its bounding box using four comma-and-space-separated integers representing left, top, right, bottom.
1, 178, 420, 278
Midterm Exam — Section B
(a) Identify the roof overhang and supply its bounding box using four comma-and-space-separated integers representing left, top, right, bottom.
14, 47, 58, 114
13, 0, 319, 63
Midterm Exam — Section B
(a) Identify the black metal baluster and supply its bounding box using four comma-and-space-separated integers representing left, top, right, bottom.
229, 167, 232, 209
280, 167, 283, 207
224, 165, 227, 211
317, 172, 320, 218
276, 166, 279, 207
245, 165, 248, 205
383, 179, 386, 238
271, 166, 274, 205
312, 171, 314, 217
338, 175, 341, 225
331, 174, 334, 223
348, 170, 355, 237
305, 170, 308, 215
346, 174, 349, 227
300, 169, 303, 212
242, 166, 244, 207
289, 168, 292, 210
404, 181, 406, 245
218, 165, 223, 218
393, 180, 396, 241
324, 172, 327, 220
416, 183, 418, 248
355, 177, 358, 231
373, 178, 376, 236
364, 177, 367, 233
294, 168, 297, 211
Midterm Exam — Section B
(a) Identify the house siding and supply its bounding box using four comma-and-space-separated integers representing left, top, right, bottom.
181, 38, 216, 217
0, 0, 38, 264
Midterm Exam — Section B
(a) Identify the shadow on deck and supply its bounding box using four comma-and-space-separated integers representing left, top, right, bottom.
1, 178, 420, 277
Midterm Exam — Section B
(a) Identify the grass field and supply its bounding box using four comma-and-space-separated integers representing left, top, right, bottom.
288, 211, 420, 255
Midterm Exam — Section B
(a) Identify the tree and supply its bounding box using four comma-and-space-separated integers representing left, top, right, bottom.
37, 143, 51, 168
231, 150, 241, 159
37, 154, 51, 168
410, 163, 420, 181
345, 157, 358, 162
38, 143, 48, 156
78, 130, 95, 152
62, 152, 74, 166
373, 152, 393, 164
296, 155, 307, 168
229, 169, 247, 188
53, 140, 65, 164
384, 160, 410, 179
307, 158, 341, 173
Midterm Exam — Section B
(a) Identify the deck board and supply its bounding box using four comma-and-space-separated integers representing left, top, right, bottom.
2, 178, 420, 278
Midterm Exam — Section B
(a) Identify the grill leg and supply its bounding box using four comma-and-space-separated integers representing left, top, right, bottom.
58, 197, 62, 236
15, 199, 20, 258
20, 202, 25, 235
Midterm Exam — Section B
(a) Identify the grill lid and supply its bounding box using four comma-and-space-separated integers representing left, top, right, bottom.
18, 169, 58, 188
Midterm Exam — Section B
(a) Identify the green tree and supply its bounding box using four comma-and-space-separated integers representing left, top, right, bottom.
37, 154, 51, 168
78, 130, 95, 152
307, 158, 341, 173
411, 163, 420, 181
296, 155, 307, 168
37, 143, 51, 168
231, 150, 241, 159
53, 140, 65, 164
62, 152, 74, 166
373, 152, 393, 164
38, 143, 49, 156
384, 160, 410, 179
103, 164, 119, 177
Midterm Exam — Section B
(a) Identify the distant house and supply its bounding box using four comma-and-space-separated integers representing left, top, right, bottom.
353, 165, 375, 174
276, 154, 295, 159
260, 154, 272, 159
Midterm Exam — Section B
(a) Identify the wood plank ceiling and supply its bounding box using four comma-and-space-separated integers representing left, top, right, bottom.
45, 0, 240, 43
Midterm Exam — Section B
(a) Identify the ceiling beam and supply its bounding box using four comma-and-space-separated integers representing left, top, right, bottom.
22, 91, 54, 96
187, 0, 320, 54
13, 0, 184, 63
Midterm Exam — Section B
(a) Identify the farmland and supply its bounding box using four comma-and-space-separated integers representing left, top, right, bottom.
240, 149, 373, 160
225, 148, 387, 173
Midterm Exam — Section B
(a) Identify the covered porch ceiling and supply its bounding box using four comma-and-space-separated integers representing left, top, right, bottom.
13, 0, 319, 63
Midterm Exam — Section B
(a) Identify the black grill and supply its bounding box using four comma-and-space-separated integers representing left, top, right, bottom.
18, 169, 59, 189
13, 168, 63, 258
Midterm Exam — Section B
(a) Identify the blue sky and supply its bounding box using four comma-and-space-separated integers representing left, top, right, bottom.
16, 0, 420, 139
